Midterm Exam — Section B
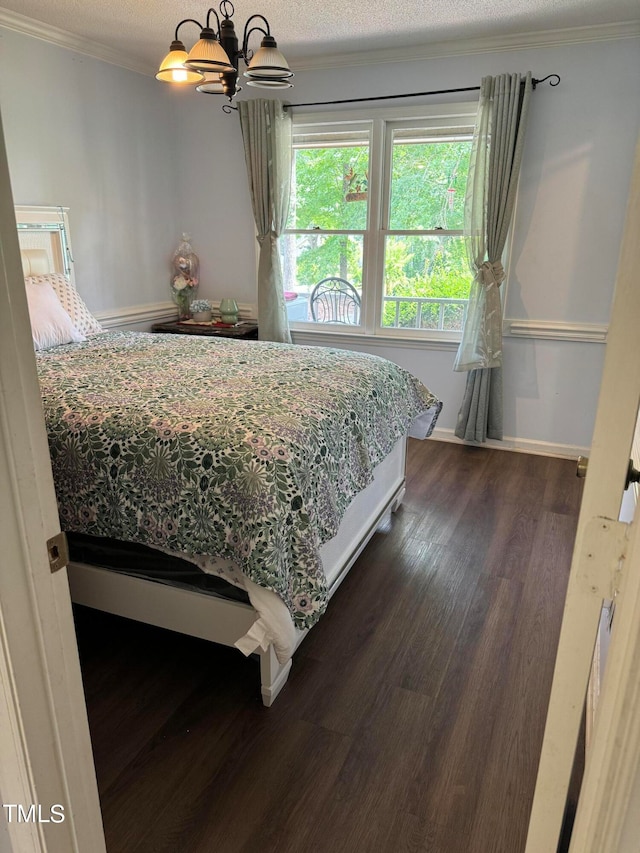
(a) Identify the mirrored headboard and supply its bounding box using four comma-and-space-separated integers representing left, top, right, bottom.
15, 205, 75, 285
21, 247, 53, 276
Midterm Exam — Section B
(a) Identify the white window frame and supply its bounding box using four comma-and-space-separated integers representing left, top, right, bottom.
285, 102, 479, 343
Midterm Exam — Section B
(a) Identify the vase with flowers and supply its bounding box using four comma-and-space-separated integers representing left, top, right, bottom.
170, 234, 199, 319
190, 299, 212, 322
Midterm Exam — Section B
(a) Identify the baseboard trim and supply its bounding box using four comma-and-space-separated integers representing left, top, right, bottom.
430, 427, 588, 459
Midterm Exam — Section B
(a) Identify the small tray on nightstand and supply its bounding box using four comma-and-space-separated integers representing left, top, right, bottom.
151, 320, 259, 340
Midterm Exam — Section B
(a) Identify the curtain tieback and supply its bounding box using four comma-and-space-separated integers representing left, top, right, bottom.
478, 260, 505, 288
256, 231, 277, 247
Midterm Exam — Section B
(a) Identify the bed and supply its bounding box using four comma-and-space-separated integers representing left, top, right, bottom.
22, 246, 442, 705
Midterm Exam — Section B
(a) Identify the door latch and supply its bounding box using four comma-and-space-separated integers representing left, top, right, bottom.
626, 459, 640, 489
576, 456, 640, 491
47, 531, 69, 573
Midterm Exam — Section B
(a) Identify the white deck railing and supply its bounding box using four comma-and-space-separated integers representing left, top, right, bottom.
287, 293, 468, 331
382, 296, 468, 331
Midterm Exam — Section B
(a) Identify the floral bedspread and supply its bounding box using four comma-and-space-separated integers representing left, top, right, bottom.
37, 332, 441, 629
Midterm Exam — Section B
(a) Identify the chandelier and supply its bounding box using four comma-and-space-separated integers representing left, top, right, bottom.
156, 0, 294, 103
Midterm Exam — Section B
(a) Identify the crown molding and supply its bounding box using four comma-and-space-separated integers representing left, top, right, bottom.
293, 21, 640, 72
0, 9, 638, 78
0, 7, 150, 76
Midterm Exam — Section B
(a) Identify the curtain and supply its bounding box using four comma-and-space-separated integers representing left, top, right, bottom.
238, 99, 292, 344
453, 73, 533, 441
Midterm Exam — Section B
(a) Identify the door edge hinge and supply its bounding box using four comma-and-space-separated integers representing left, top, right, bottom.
47, 531, 69, 574
580, 516, 629, 599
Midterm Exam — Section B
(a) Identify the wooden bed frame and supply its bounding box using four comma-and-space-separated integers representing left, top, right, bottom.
67, 436, 407, 706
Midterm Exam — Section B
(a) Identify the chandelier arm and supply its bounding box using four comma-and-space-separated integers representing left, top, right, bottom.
243, 25, 269, 57
242, 14, 271, 51
205, 7, 222, 34
174, 18, 204, 40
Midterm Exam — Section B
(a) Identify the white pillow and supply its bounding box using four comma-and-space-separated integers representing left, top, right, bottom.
24, 273, 104, 337
25, 280, 86, 350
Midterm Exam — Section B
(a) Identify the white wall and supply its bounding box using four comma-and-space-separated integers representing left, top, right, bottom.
0, 28, 180, 312
1, 24, 638, 453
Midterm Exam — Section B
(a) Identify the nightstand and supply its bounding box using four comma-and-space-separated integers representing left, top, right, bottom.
151, 320, 259, 340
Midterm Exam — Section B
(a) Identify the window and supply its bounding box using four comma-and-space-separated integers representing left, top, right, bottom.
281, 104, 477, 338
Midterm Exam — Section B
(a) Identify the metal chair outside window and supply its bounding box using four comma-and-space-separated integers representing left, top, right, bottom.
309, 277, 361, 324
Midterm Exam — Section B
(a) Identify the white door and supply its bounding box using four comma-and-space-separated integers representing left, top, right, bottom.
0, 113, 106, 850
526, 139, 640, 852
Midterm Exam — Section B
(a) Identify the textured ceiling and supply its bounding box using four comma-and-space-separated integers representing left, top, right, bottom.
2, 0, 638, 71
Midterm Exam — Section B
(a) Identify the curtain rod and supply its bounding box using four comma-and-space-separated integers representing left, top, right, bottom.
283, 73, 560, 110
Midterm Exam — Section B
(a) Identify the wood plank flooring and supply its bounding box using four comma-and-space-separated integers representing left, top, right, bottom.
74, 439, 584, 853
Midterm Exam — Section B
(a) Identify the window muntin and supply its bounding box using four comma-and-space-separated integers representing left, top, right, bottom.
283, 107, 477, 337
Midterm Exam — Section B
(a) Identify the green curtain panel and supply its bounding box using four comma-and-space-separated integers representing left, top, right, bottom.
454, 73, 533, 441
238, 99, 292, 344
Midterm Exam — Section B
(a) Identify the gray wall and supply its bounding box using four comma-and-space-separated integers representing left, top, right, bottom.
0, 28, 180, 312
1, 24, 639, 452
172, 37, 639, 451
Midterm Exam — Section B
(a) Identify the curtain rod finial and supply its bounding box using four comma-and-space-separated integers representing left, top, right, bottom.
532, 73, 561, 90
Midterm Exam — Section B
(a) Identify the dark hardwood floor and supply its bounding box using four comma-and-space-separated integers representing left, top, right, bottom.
74, 439, 583, 853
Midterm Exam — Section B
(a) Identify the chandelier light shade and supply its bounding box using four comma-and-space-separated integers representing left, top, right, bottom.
156, 1, 294, 105
245, 35, 294, 87
185, 28, 234, 72
195, 72, 226, 94
156, 40, 205, 84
